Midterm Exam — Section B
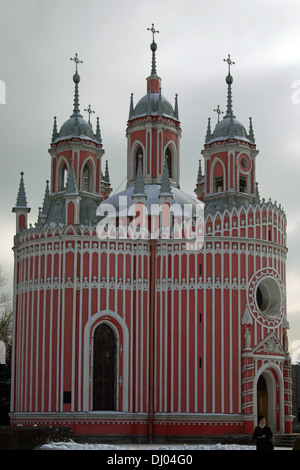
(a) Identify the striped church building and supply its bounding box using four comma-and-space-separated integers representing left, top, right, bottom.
10, 26, 293, 440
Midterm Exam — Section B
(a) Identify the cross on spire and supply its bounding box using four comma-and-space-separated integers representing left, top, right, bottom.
214, 105, 224, 123
147, 23, 159, 42
84, 104, 95, 123
223, 54, 235, 75
70, 53, 83, 73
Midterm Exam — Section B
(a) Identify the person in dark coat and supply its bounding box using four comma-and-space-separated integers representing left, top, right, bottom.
252, 415, 274, 450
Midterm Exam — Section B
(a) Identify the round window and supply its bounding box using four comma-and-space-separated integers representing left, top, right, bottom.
255, 277, 282, 318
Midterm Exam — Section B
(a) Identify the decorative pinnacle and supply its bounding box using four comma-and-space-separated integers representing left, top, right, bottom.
84, 104, 95, 124
147, 23, 159, 76
16, 172, 28, 208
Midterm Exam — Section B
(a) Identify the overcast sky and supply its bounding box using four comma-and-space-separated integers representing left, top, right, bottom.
1, 0, 300, 358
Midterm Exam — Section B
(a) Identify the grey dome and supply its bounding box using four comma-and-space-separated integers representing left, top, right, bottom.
213, 116, 248, 140
101, 184, 199, 216
133, 92, 175, 119
59, 115, 95, 140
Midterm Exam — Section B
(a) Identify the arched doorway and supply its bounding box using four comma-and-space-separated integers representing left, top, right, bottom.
257, 375, 268, 421
93, 323, 117, 410
256, 368, 283, 432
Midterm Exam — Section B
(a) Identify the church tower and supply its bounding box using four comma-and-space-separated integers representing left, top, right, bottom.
126, 24, 181, 189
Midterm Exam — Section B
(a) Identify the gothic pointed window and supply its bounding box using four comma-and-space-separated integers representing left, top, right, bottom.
83, 163, 92, 192
135, 147, 143, 175
165, 147, 172, 179
60, 163, 68, 191
93, 323, 117, 410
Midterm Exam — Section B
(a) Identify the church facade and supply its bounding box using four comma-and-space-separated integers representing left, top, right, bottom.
10, 28, 293, 440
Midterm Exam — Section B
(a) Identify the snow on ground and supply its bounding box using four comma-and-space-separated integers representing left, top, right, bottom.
40, 440, 256, 450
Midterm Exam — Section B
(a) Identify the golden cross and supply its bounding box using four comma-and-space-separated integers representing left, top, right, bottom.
147, 23, 159, 42
70, 53, 83, 73
223, 54, 235, 74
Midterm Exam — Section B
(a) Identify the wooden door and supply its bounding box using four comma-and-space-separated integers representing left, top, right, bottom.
93, 324, 116, 410
257, 375, 268, 421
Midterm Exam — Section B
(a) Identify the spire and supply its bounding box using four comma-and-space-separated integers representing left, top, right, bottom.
41, 180, 50, 215
70, 53, 83, 117
248, 117, 255, 143
104, 160, 110, 183
205, 117, 212, 143
133, 155, 145, 195
147, 23, 159, 76
160, 158, 172, 195
95, 117, 102, 143
65, 158, 78, 194
223, 54, 235, 118
129, 93, 134, 119
174, 94, 179, 120
15, 172, 28, 208
52, 116, 58, 142
197, 160, 203, 184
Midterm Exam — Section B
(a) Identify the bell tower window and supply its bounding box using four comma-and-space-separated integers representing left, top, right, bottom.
239, 177, 247, 193
215, 176, 223, 192
83, 164, 92, 192
165, 147, 172, 179
135, 147, 143, 175
60, 164, 68, 191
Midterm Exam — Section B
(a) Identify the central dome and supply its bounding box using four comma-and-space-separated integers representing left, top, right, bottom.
132, 92, 176, 119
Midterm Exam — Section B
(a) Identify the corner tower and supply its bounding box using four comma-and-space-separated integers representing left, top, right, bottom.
126, 24, 181, 188
200, 55, 259, 214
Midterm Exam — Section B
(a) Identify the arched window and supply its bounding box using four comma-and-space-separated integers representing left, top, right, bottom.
83, 163, 92, 192
60, 163, 68, 191
135, 146, 143, 175
165, 147, 172, 178
93, 323, 117, 410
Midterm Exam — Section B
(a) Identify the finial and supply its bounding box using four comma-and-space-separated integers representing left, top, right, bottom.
213, 105, 224, 123
84, 104, 95, 124
223, 54, 235, 118
147, 23, 159, 76
70, 53, 83, 117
